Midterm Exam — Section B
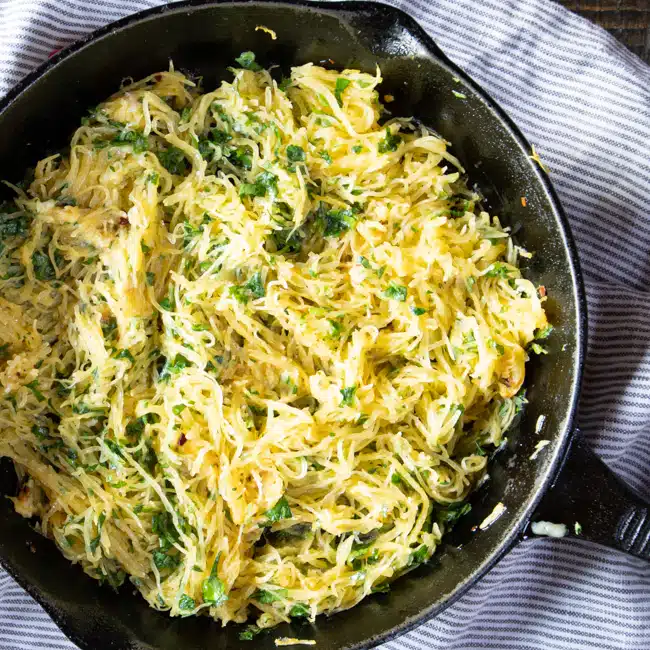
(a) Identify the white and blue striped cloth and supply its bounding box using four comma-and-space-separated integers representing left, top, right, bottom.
1, 0, 649, 648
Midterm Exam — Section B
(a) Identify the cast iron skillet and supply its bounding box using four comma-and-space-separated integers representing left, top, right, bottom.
0, 1, 647, 649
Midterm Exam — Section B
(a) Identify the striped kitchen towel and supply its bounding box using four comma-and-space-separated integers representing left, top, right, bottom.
0, 0, 649, 649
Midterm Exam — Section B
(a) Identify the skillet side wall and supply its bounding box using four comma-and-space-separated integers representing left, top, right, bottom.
0, 2, 584, 649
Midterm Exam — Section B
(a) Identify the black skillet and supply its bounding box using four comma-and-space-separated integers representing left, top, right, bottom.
0, 1, 647, 649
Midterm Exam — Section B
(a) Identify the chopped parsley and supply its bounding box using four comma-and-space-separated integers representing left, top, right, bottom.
378, 127, 401, 153
513, 389, 527, 413
202, 553, 228, 606
264, 496, 292, 524
239, 171, 278, 198
179, 594, 195, 610
235, 51, 262, 71
0, 204, 29, 240
25, 380, 45, 402
316, 203, 357, 237
289, 603, 310, 618
286, 145, 306, 163
89, 512, 106, 553
529, 342, 548, 355
334, 77, 351, 106
31, 424, 49, 440
157, 147, 188, 175
115, 349, 134, 363
485, 262, 510, 278
328, 318, 343, 338
112, 128, 148, 153
31, 251, 56, 281
239, 625, 262, 641
153, 550, 180, 570
230, 272, 265, 304
340, 385, 357, 407
535, 324, 554, 339
253, 587, 288, 603
438, 502, 471, 526
384, 282, 407, 302
408, 544, 429, 566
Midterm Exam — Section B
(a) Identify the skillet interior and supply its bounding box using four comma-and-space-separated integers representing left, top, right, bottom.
0, 2, 585, 648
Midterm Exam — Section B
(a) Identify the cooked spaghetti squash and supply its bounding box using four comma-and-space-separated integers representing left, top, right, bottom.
0, 53, 548, 632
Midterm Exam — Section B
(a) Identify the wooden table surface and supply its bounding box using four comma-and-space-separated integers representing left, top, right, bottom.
557, 0, 650, 62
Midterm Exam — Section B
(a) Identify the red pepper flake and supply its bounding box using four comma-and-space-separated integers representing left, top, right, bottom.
538, 285, 547, 297
119, 217, 129, 227
49, 48, 62, 59
521, 197, 527, 207
178, 433, 187, 446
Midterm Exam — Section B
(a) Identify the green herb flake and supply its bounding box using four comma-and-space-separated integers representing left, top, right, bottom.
378, 127, 401, 154
319, 150, 333, 164
334, 77, 351, 106
253, 587, 288, 604
239, 171, 278, 199
153, 550, 180, 570
179, 594, 195, 610
529, 342, 548, 355
327, 318, 343, 339
485, 262, 510, 278
157, 147, 188, 175
452, 90, 467, 99
167, 354, 190, 375
438, 502, 472, 526
0, 205, 30, 241
25, 380, 46, 402
340, 385, 357, 407
239, 625, 262, 641
384, 282, 407, 302
289, 603, 310, 618
535, 324, 554, 340
408, 544, 430, 566
264, 495, 292, 524
411, 306, 427, 316
286, 145, 306, 163
202, 553, 228, 606
235, 51, 262, 71
31, 424, 49, 440
31, 251, 56, 281
89, 512, 106, 553
316, 203, 357, 237
230, 272, 265, 304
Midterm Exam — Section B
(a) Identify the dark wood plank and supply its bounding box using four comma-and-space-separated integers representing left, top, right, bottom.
555, 0, 650, 62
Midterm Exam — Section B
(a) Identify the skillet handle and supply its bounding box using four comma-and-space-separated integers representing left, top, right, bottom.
526, 432, 650, 560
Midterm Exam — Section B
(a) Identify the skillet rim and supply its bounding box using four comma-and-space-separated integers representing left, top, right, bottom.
0, 1, 588, 648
